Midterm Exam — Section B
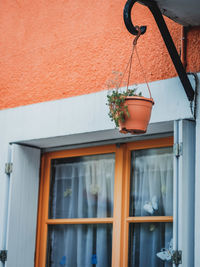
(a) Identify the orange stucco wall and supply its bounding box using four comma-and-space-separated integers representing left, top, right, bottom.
0, 1, 199, 110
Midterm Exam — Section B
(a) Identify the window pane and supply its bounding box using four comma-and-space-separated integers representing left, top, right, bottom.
46, 224, 112, 267
130, 147, 173, 217
128, 222, 173, 267
49, 153, 115, 219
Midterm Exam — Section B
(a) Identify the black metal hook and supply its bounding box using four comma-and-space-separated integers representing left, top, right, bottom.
123, 0, 195, 102
123, 0, 146, 35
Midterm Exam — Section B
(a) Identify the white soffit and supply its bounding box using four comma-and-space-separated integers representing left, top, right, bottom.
14, 121, 173, 150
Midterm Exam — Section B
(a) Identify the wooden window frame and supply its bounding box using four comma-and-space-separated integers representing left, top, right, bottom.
35, 137, 173, 267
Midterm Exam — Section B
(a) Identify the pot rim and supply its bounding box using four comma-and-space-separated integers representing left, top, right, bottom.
125, 96, 154, 105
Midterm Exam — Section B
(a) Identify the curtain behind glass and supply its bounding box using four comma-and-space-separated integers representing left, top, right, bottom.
129, 223, 172, 267
129, 147, 173, 267
49, 154, 115, 218
47, 154, 115, 267
130, 147, 173, 217
47, 224, 112, 267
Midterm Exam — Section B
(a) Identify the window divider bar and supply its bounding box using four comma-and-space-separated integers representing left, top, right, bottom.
121, 147, 131, 267
46, 218, 113, 225
126, 216, 173, 223
112, 145, 127, 267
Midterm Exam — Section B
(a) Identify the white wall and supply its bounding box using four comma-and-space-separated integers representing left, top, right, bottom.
0, 74, 198, 267
0, 76, 194, 145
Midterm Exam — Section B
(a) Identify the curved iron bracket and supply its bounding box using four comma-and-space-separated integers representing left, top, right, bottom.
123, 0, 195, 102
124, 0, 146, 35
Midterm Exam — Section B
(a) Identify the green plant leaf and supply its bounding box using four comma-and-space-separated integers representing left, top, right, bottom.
106, 88, 142, 127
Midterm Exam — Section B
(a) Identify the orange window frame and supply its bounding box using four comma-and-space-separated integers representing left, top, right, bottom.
35, 137, 173, 267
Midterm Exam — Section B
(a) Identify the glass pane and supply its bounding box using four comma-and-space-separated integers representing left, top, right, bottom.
128, 222, 173, 267
49, 153, 115, 219
130, 147, 173, 216
46, 224, 112, 267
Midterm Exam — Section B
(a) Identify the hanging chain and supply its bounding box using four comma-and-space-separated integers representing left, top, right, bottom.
124, 26, 142, 92
119, 26, 153, 99
126, 44, 135, 91
135, 46, 152, 99
117, 48, 134, 91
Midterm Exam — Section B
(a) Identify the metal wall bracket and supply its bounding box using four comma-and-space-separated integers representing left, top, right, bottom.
123, 0, 194, 102
5, 162, 13, 175
172, 250, 182, 265
0, 250, 7, 263
173, 142, 183, 157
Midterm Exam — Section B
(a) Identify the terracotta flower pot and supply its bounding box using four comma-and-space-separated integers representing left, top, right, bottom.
119, 96, 154, 134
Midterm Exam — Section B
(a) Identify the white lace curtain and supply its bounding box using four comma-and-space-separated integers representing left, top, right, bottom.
129, 148, 173, 267
48, 155, 115, 267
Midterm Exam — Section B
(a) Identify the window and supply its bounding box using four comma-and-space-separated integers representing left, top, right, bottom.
35, 137, 173, 267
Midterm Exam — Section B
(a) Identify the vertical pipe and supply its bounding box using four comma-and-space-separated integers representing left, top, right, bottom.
181, 26, 187, 69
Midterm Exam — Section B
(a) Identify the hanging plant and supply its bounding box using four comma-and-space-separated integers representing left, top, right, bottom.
107, 88, 142, 127
107, 89, 154, 134
106, 27, 154, 134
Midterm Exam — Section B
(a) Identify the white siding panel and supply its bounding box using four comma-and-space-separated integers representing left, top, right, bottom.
6, 145, 40, 267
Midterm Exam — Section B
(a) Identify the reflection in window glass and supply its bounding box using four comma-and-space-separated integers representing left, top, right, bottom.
130, 147, 173, 217
128, 223, 173, 267
49, 154, 115, 219
46, 224, 112, 267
